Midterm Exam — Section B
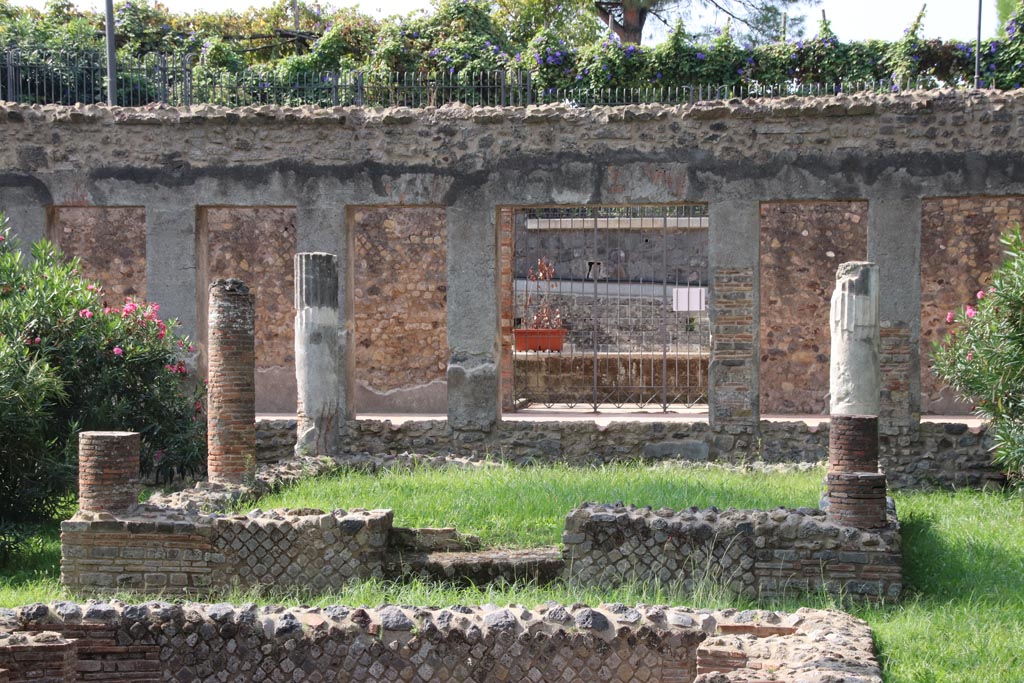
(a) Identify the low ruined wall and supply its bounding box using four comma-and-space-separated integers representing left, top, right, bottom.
253, 417, 1001, 489
0, 602, 881, 683
563, 503, 902, 600
61, 507, 391, 595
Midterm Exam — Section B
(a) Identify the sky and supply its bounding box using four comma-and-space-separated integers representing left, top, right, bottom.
7, 0, 1003, 44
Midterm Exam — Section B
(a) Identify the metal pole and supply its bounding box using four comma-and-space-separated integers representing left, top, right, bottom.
105, 0, 116, 105
975, 0, 982, 88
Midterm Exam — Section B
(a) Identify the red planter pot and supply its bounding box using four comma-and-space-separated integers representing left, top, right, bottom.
513, 328, 567, 352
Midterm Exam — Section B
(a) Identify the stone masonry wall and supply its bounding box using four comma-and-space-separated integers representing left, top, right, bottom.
47, 206, 147, 302
563, 503, 902, 600
9, 93, 1024, 425
0, 602, 881, 683
253, 417, 1000, 489
197, 206, 296, 413
759, 201, 868, 415
61, 507, 391, 595
919, 196, 1024, 413
352, 207, 447, 413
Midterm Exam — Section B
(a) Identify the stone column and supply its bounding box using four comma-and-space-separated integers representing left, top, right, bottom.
294, 253, 341, 456
78, 431, 140, 513
826, 262, 887, 529
446, 199, 499, 433
207, 278, 256, 485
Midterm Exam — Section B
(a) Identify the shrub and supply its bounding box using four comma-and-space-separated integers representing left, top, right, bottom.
932, 223, 1024, 478
0, 214, 206, 521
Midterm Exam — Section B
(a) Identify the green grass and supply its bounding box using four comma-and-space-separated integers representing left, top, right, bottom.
246, 463, 826, 548
2, 464, 1023, 683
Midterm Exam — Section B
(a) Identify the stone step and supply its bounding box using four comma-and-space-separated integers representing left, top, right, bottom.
385, 547, 564, 585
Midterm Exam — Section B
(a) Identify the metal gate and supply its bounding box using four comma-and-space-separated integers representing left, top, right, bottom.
511, 205, 710, 411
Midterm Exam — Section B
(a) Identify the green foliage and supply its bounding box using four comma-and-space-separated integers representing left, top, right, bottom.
492, 0, 602, 52
998, 0, 1017, 35
5, 0, 1024, 104
932, 223, 1024, 477
0, 215, 206, 522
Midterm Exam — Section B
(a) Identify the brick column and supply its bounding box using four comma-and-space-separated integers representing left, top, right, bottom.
826, 262, 888, 529
207, 278, 256, 485
828, 415, 879, 474
826, 472, 888, 529
294, 252, 340, 456
78, 431, 139, 513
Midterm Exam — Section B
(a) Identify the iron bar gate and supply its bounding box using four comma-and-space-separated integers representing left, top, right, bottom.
512, 205, 710, 411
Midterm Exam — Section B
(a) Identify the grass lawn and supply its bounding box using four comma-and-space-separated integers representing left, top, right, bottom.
1, 463, 1022, 683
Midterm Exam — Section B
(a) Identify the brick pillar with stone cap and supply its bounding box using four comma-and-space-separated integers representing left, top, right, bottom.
207, 278, 256, 485
827, 262, 888, 529
78, 431, 139, 513
294, 252, 341, 456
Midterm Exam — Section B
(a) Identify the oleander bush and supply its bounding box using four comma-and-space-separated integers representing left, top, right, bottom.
0, 214, 206, 521
932, 223, 1024, 478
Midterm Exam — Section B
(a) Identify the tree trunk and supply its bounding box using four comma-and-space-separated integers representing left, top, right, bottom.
595, 2, 648, 44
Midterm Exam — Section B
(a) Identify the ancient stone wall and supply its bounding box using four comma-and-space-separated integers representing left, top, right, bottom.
60, 507, 391, 595
47, 206, 147, 302
919, 196, 1024, 413
563, 503, 902, 600
6, 93, 1024, 427
251, 417, 1000, 489
352, 206, 447, 413
759, 201, 868, 415
197, 206, 296, 413
0, 602, 881, 683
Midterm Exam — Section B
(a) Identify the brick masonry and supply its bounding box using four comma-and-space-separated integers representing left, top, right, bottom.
46, 206, 147, 302
77, 431, 140, 513
0, 632, 76, 683
60, 507, 392, 595
197, 206, 296, 413
710, 267, 756, 430
206, 279, 256, 485
564, 503, 902, 600
828, 415, 879, 473
827, 473, 889, 530
759, 201, 868, 415
352, 206, 447, 412
0, 603, 881, 683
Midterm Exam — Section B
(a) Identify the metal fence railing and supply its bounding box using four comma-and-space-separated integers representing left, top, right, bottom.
512, 205, 710, 411
0, 47, 938, 109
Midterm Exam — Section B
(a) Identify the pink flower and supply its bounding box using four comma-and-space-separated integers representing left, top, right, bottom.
966, 306, 977, 319
153, 449, 165, 464
945, 312, 955, 324
78, 308, 93, 319
113, 346, 124, 356
122, 301, 138, 316
103, 306, 114, 315
967, 351, 974, 361
86, 284, 96, 291
188, 344, 195, 352
977, 289, 985, 300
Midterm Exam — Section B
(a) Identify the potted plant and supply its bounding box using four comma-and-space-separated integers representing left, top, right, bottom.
514, 256, 567, 352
